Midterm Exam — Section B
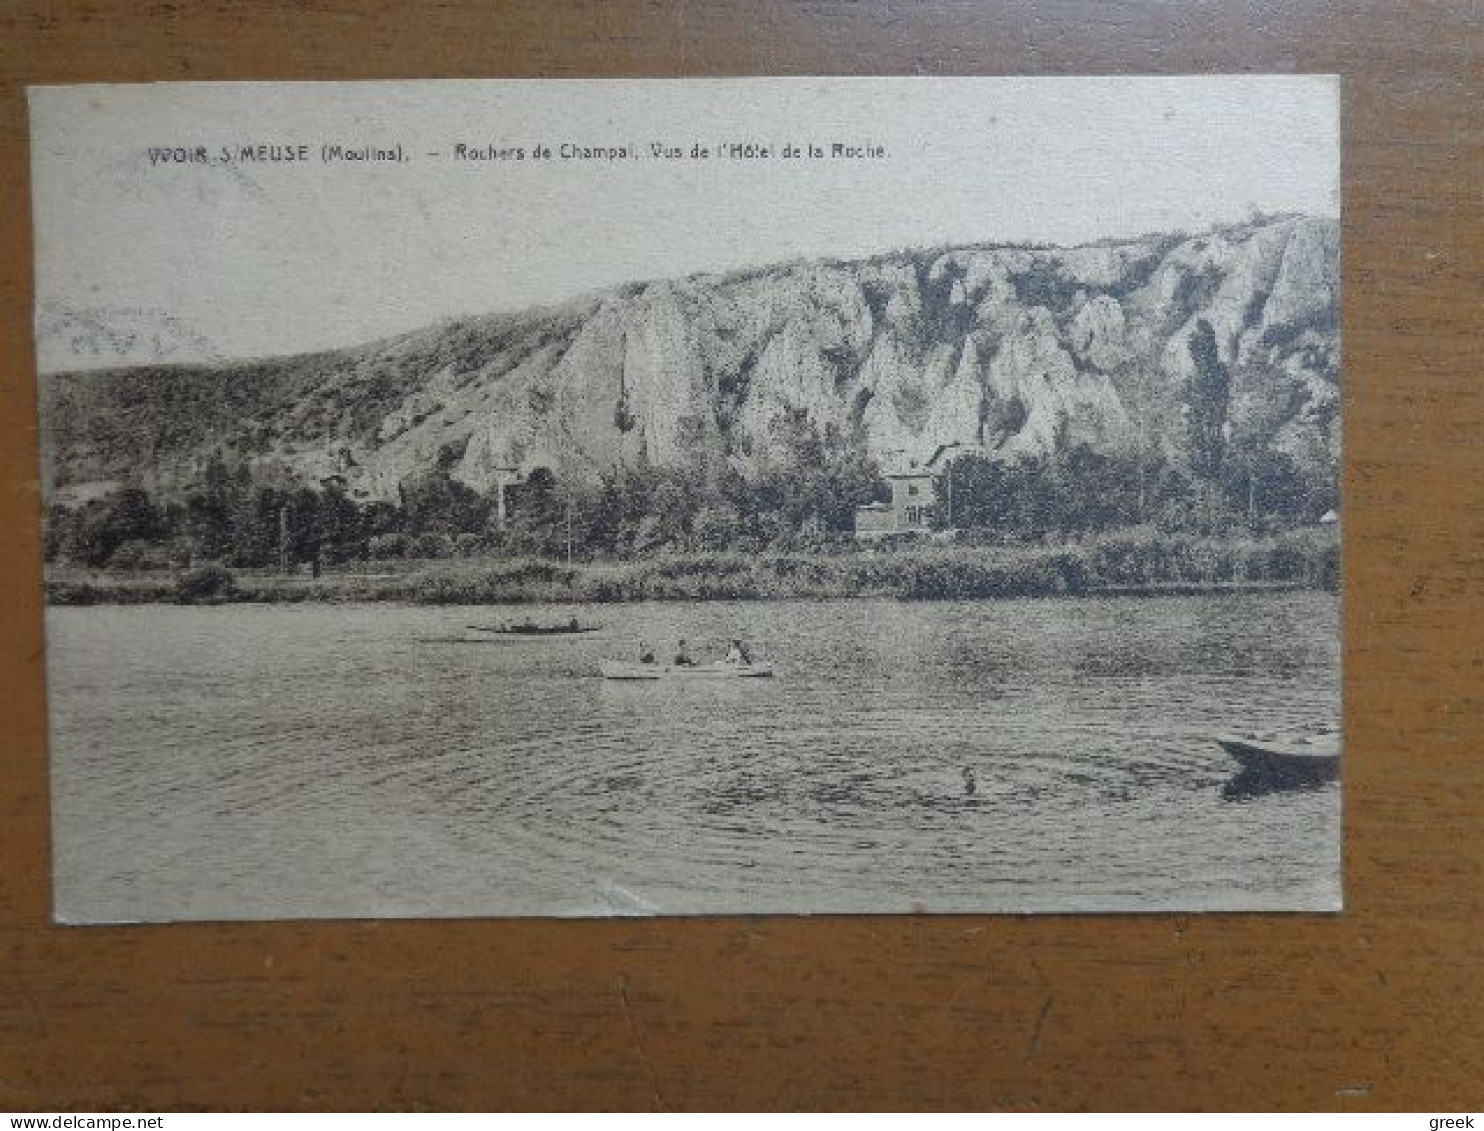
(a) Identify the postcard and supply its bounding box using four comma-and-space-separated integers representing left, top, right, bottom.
29, 76, 1341, 921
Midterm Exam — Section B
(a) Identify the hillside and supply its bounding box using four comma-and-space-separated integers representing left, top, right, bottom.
39, 214, 1339, 507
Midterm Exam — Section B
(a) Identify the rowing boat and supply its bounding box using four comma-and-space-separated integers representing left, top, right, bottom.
465, 623, 599, 636
599, 660, 774, 680
1215, 733, 1340, 785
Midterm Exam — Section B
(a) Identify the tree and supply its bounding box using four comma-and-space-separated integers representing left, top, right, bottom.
1222, 446, 1317, 524
578, 468, 636, 556
589, 458, 672, 556
649, 472, 700, 546
758, 409, 881, 538
227, 485, 287, 567
1053, 445, 1142, 533
314, 479, 364, 563
1186, 318, 1231, 526
285, 487, 323, 566
933, 453, 1057, 537
183, 454, 236, 562
66, 486, 167, 567
932, 453, 1004, 531
503, 467, 566, 556
43, 504, 72, 562
399, 463, 490, 538
691, 504, 742, 552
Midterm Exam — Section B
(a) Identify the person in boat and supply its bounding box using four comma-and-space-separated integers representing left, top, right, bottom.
724, 638, 752, 665
674, 639, 696, 667
637, 639, 655, 664
569, 616, 579, 631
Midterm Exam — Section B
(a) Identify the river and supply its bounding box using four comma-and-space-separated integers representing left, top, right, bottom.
45, 593, 1341, 921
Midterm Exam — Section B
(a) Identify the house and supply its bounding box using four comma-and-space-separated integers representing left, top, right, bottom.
853, 441, 986, 539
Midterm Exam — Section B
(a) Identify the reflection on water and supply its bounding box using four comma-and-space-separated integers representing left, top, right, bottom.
1221, 762, 1342, 801
46, 593, 1341, 921
1222, 769, 1331, 802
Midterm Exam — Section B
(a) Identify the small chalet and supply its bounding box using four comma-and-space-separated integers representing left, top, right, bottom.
853, 442, 985, 539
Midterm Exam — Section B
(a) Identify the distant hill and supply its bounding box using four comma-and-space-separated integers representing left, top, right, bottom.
39, 214, 1339, 507
35, 303, 223, 375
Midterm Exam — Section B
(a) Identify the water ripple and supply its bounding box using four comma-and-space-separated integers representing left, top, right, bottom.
46, 594, 1341, 920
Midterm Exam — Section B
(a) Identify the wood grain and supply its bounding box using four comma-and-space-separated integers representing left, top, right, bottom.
1, 0, 1481, 1111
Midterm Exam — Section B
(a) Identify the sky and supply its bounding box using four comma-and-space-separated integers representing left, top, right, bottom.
29, 76, 1339, 371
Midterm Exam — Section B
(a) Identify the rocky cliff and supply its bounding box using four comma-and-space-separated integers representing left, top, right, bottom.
40, 214, 1339, 505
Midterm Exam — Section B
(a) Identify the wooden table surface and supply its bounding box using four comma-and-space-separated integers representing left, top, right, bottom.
1, 0, 1480, 1112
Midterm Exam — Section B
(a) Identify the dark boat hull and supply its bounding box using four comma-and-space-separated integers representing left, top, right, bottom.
466, 625, 599, 636
1216, 735, 1340, 787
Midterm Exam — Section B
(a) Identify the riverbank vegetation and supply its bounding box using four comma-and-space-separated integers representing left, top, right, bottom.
44, 418, 1334, 583
46, 525, 1338, 606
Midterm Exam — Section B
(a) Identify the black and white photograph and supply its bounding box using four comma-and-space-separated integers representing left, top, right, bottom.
30, 76, 1342, 921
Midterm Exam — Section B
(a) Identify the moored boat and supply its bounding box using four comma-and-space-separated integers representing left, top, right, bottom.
1215, 732, 1340, 786
466, 622, 599, 637
599, 659, 774, 680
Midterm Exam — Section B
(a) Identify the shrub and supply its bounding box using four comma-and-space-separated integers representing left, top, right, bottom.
690, 506, 742, 553
453, 532, 486, 557
107, 539, 174, 571
176, 562, 237, 602
368, 532, 412, 559
411, 531, 455, 559
46, 581, 101, 606
406, 557, 580, 604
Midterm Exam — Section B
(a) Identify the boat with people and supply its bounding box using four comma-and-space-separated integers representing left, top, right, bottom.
599, 659, 774, 680
601, 635, 769, 679
1215, 731, 1340, 786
